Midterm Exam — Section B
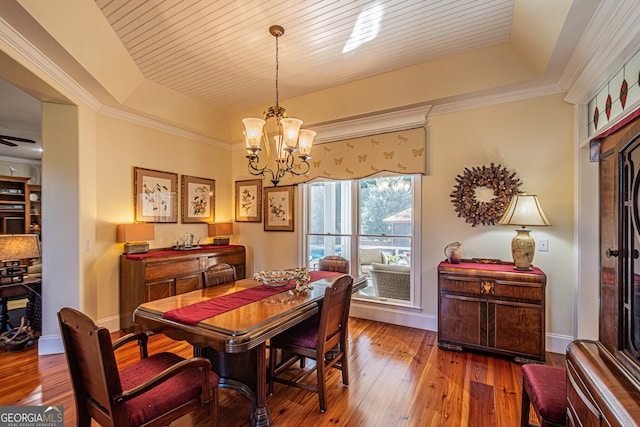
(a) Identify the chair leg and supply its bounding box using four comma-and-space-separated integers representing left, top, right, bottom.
341, 349, 349, 386
211, 387, 219, 426
521, 381, 531, 427
317, 357, 327, 412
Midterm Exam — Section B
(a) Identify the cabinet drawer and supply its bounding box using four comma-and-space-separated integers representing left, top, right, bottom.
147, 280, 173, 301
145, 259, 200, 282
439, 275, 482, 295
176, 274, 201, 294
494, 281, 542, 301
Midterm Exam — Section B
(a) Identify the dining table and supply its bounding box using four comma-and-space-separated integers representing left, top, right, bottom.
133, 271, 366, 427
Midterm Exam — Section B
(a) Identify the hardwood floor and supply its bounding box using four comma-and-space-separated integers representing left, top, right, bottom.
0, 317, 564, 426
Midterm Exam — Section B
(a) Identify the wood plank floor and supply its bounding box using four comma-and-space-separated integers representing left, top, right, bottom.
0, 317, 564, 426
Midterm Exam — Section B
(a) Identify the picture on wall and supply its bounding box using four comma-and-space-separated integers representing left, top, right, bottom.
235, 179, 262, 222
181, 175, 215, 223
134, 167, 178, 223
264, 185, 294, 231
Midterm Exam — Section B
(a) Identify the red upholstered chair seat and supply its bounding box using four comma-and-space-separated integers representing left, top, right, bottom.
120, 352, 220, 427
521, 364, 567, 427
271, 314, 320, 349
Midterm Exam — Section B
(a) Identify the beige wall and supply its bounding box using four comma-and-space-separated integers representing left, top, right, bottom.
233, 93, 575, 344
93, 114, 233, 327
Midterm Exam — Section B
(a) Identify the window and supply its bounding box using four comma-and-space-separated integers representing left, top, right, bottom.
303, 175, 420, 307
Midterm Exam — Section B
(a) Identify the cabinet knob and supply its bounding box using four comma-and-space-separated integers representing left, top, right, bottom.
605, 248, 619, 258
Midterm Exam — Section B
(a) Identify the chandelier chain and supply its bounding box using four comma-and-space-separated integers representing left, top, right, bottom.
274, 32, 279, 108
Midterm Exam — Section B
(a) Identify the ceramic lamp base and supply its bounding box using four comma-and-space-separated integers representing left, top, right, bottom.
511, 227, 535, 270
212, 237, 229, 246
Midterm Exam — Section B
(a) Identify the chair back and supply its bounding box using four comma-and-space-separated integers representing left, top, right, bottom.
203, 263, 237, 287
58, 307, 128, 426
318, 255, 349, 273
317, 274, 353, 354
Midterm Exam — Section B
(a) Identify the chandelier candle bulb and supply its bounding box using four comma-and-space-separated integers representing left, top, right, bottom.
298, 130, 316, 157
281, 118, 303, 148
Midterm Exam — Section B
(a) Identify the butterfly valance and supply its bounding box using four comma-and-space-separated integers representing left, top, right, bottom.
286, 126, 426, 184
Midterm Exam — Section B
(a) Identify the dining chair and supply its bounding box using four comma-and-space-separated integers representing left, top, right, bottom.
58, 307, 219, 427
318, 255, 349, 273
203, 263, 237, 287
268, 273, 354, 412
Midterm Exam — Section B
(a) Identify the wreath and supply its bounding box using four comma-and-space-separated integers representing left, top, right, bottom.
450, 163, 521, 227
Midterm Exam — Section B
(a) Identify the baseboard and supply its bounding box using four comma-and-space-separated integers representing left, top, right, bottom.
97, 314, 121, 332
546, 332, 573, 355
37, 334, 64, 355
350, 301, 438, 331
351, 301, 573, 356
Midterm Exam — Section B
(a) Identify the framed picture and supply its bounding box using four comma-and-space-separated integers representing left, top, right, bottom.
181, 175, 215, 223
264, 185, 295, 231
235, 179, 262, 222
134, 167, 178, 223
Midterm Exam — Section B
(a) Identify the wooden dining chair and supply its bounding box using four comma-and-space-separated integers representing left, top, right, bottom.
318, 255, 349, 273
203, 263, 237, 287
268, 274, 354, 412
58, 307, 219, 427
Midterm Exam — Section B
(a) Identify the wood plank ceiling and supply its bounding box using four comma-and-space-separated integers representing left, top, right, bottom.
95, 0, 514, 114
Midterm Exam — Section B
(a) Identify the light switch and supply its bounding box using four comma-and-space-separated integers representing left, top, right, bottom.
538, 239, 548, 252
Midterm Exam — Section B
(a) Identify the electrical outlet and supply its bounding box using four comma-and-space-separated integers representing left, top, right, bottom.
538, 239, 548, 252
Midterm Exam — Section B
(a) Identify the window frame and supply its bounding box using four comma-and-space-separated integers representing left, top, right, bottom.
301, 175, 421, 308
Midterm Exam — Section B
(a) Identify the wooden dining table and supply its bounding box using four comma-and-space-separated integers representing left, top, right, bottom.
133, 272, 365, 427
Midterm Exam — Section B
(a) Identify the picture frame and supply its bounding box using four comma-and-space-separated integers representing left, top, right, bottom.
235, 179, 262, 222
264, 185, 295, 231
181, 175, 215, 223
134, 167, 178, 223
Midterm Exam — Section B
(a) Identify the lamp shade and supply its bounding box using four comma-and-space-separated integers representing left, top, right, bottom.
0, 234, 40, 260
117, 223, 155, 242
498, 194, 551, 227
208, 222, 233, 236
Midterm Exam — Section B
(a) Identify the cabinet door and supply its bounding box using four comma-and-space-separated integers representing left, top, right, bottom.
566, 361, 602, 427
176, 274, 200, 294
439, 294, 482, 346
493, 301, 543, 357
147, 280, 173, 301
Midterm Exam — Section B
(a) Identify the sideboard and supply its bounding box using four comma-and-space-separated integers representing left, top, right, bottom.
437, 260, 546, 363
119, 245, 246, 330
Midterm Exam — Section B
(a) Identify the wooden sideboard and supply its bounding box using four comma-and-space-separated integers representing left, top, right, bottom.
119, 245, 246, 330
437, 260, 546, 363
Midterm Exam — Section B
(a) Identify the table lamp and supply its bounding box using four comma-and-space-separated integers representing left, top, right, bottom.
0, 234, 41, 283
117, 223, 155, 254
208, 222, 233, 246
498, 194, 551, 270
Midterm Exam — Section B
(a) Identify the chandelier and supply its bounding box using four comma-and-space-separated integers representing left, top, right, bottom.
242, 25, 316, 187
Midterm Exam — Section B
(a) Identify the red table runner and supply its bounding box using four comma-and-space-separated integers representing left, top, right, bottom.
162, 270, 338, 325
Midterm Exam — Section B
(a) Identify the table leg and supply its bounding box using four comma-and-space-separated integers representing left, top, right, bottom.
202, 344, 271, 427
253, 342, 271, 426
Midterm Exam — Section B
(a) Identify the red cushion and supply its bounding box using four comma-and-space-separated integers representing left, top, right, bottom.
272, 314, 320, 349
522, 364, 566, 425
119, 352, 218, 427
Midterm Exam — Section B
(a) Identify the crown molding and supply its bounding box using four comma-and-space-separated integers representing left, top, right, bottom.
431, 83, 564, 116
0, 17, 229, 150
0, 16, 101, 111
562, 0, 640, 104
310, 105, 433, 144
98, 105, 230, 150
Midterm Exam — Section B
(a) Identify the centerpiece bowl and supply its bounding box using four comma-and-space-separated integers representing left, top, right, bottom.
253, 270, 294, 287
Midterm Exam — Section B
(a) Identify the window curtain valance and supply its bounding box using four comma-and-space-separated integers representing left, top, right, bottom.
287, 126, 426, 185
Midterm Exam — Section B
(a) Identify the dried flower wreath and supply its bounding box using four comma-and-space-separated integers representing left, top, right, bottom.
450, 163, 521, 227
